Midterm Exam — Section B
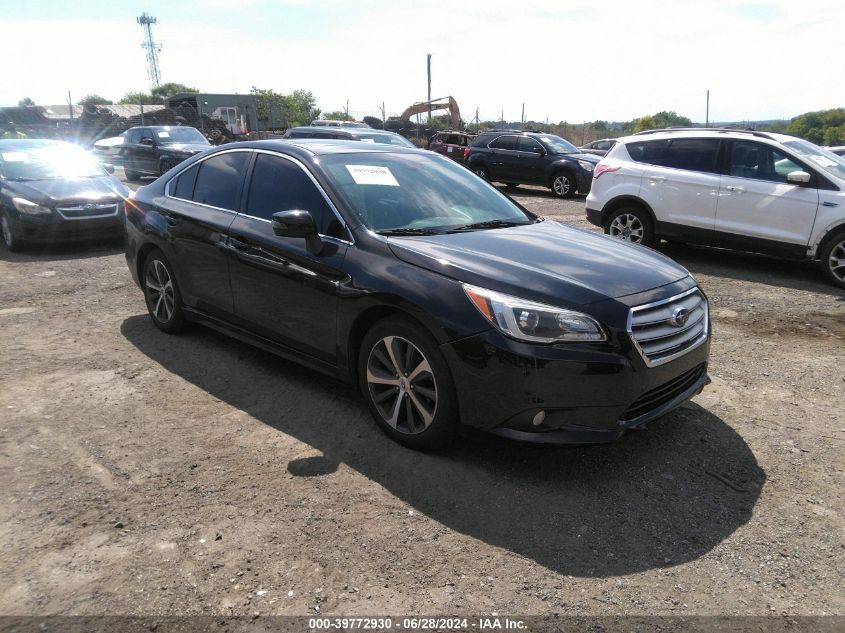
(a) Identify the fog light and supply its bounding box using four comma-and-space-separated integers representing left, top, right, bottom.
532, 410, 546, 427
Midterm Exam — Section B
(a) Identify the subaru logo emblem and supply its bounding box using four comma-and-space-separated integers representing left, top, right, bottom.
84, 203, 96, 210
669, 306, 690, 327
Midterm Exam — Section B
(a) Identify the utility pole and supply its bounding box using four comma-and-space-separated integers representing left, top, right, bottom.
137, 12, 162, 90
500, 110, 504, 127
426, 53, 432, 123
379, 102, 386, 130
705, 89, 710, 127
521, 103, 525, 130
343, 99, 349, 120
582, 121, 587, 145
475, 107, 479, 132
67, 91, 73, 124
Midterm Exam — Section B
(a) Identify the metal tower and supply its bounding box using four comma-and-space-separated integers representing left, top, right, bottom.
137, 12, 162, 89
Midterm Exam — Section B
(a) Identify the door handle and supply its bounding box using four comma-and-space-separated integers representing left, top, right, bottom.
648, 176, 666, 183
163, 213, 180, 226
229, 237, 250, 252
726, 185, 746, 194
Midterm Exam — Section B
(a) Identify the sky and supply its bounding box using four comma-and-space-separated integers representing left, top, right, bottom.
2, 0, 843, 123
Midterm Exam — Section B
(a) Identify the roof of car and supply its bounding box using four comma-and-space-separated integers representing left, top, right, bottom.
623, 127, 797, 144
230, 139, 425, 157
287, 126, 404, 138
0, 138, 65, 150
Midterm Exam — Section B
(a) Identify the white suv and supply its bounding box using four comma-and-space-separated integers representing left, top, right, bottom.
585, 128, 845, 288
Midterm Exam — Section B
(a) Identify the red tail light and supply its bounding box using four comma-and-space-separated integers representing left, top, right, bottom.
463, 147, 470, 160
593, 164, 620, 179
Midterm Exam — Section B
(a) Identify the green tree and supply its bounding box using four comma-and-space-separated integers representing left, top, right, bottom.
250, 86, 288, 127
786, 108, 845, 145
79, 94, 113, 106
18, 97, 35, 107
118, 92, 160, 105
280, 89, 321, 127
320, 110, 353, 121
151, 82, 199, 100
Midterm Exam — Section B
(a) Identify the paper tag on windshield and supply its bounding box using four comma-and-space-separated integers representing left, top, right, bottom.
157, 131, 171, 138
345, 165, 399, 186
359, 138, 375, 143
1, 152, 28, 162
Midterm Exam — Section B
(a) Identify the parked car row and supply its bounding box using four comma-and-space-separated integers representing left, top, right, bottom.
587, 128, 845, 288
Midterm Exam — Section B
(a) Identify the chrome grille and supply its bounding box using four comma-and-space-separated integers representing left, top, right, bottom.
628, 287, 709, 366
56, 203, 119, 220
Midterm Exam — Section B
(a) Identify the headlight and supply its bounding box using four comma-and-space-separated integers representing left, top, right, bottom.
578, 160, 595, 171
12, 197, 52, 216
463, 284, 606, 343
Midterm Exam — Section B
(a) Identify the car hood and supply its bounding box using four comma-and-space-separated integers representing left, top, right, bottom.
557, 151, 601, 163
387, 221, 690, 307
161, 143, 210, 154
5, 176, 128, 206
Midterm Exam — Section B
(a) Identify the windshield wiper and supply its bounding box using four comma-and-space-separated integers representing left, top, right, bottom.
447, 219, 527, 232
376, 227, 444, 236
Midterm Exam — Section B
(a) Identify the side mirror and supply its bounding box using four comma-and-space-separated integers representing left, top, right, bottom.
271, 209, 323, 254
787, 170, 811, 185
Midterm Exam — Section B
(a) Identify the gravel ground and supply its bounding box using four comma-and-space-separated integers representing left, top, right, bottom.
0, 172, 843, 619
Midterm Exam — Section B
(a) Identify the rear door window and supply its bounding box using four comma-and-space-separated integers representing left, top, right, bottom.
172, 163, 199, 200
192, 151, 251, 210
626, 139, 670, 164
489, 135, 519, 151
656, 138, 721, 173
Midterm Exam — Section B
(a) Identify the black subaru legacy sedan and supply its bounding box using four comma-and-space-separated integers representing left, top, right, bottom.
1, 139, 129, 251
125, 140, 710, 450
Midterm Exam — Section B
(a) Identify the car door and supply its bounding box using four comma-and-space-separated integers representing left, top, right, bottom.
162, 149, 252, 317
637, 137, 722, 240
121, 128, 141, 171
487, 135, 520, 180
137, 128, 159, 174
517, 136, 547, 184
714, 140, 819, 255
227, 151, 350, 363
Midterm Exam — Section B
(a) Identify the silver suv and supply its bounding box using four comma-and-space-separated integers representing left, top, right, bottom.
585, 128, 845, 288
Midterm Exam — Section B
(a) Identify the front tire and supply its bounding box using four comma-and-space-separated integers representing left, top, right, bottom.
358, 316, 459, 450
143, 250, 187, 333
605, 206, 655, 247
820, 231, 845, 289
551, 171, 576, 198
124, 163, 141, 182
1, 212, 24, 252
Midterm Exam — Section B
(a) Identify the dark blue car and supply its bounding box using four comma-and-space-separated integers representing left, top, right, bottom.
467, 130, 601, 198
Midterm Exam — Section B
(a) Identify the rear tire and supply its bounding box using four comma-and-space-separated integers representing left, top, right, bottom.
472, 165, 490, 182
159, 158, 175, 176
358, 316, 459, 450
505, 183, 520, 190
142, 250, 187, 333
820, 230, 845, 289
124, 163, 141, 182
1, 212, 24, 252
550, 171, 576, 198
605, 206, 655, 247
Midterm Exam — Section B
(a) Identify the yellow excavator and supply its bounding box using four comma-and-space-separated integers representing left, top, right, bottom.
399, 96, 462, 129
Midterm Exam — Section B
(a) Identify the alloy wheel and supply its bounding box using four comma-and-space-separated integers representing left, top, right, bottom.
609, 213, 644, 243
146, 260, 175, 323
829, 237, 845, 284
474, 168, 488, 180
366, 335, 438, 434
553, 174, 571, 196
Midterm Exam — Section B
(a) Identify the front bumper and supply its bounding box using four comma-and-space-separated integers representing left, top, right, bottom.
441, 324, 710, 445
586, 207, 603, 228
9, 210, 124, 244
575, 170, 594, 194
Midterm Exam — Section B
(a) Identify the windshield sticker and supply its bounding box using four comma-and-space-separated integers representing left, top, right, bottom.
157, 131, 171, 138
359, 138, 376, 143
1, 152, 29, 162
345, 165, 399, 186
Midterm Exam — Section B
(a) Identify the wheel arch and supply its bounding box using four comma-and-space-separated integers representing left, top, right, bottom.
600, 196, 658, 230
345, 303, 447, 384
814, 223, 845, 261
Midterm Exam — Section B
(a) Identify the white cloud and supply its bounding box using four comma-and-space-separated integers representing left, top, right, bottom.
3, 1, 843, 123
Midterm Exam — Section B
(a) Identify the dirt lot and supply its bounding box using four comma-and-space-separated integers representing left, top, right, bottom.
1, 172, 843, 620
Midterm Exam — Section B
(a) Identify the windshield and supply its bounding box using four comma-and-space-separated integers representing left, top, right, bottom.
153, 127, 209, 145
783, 140, 845, 181
0, 145, 107, 180
536, 135, 579, 154
357, 133, 416, 148
320, 152, 533, 233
